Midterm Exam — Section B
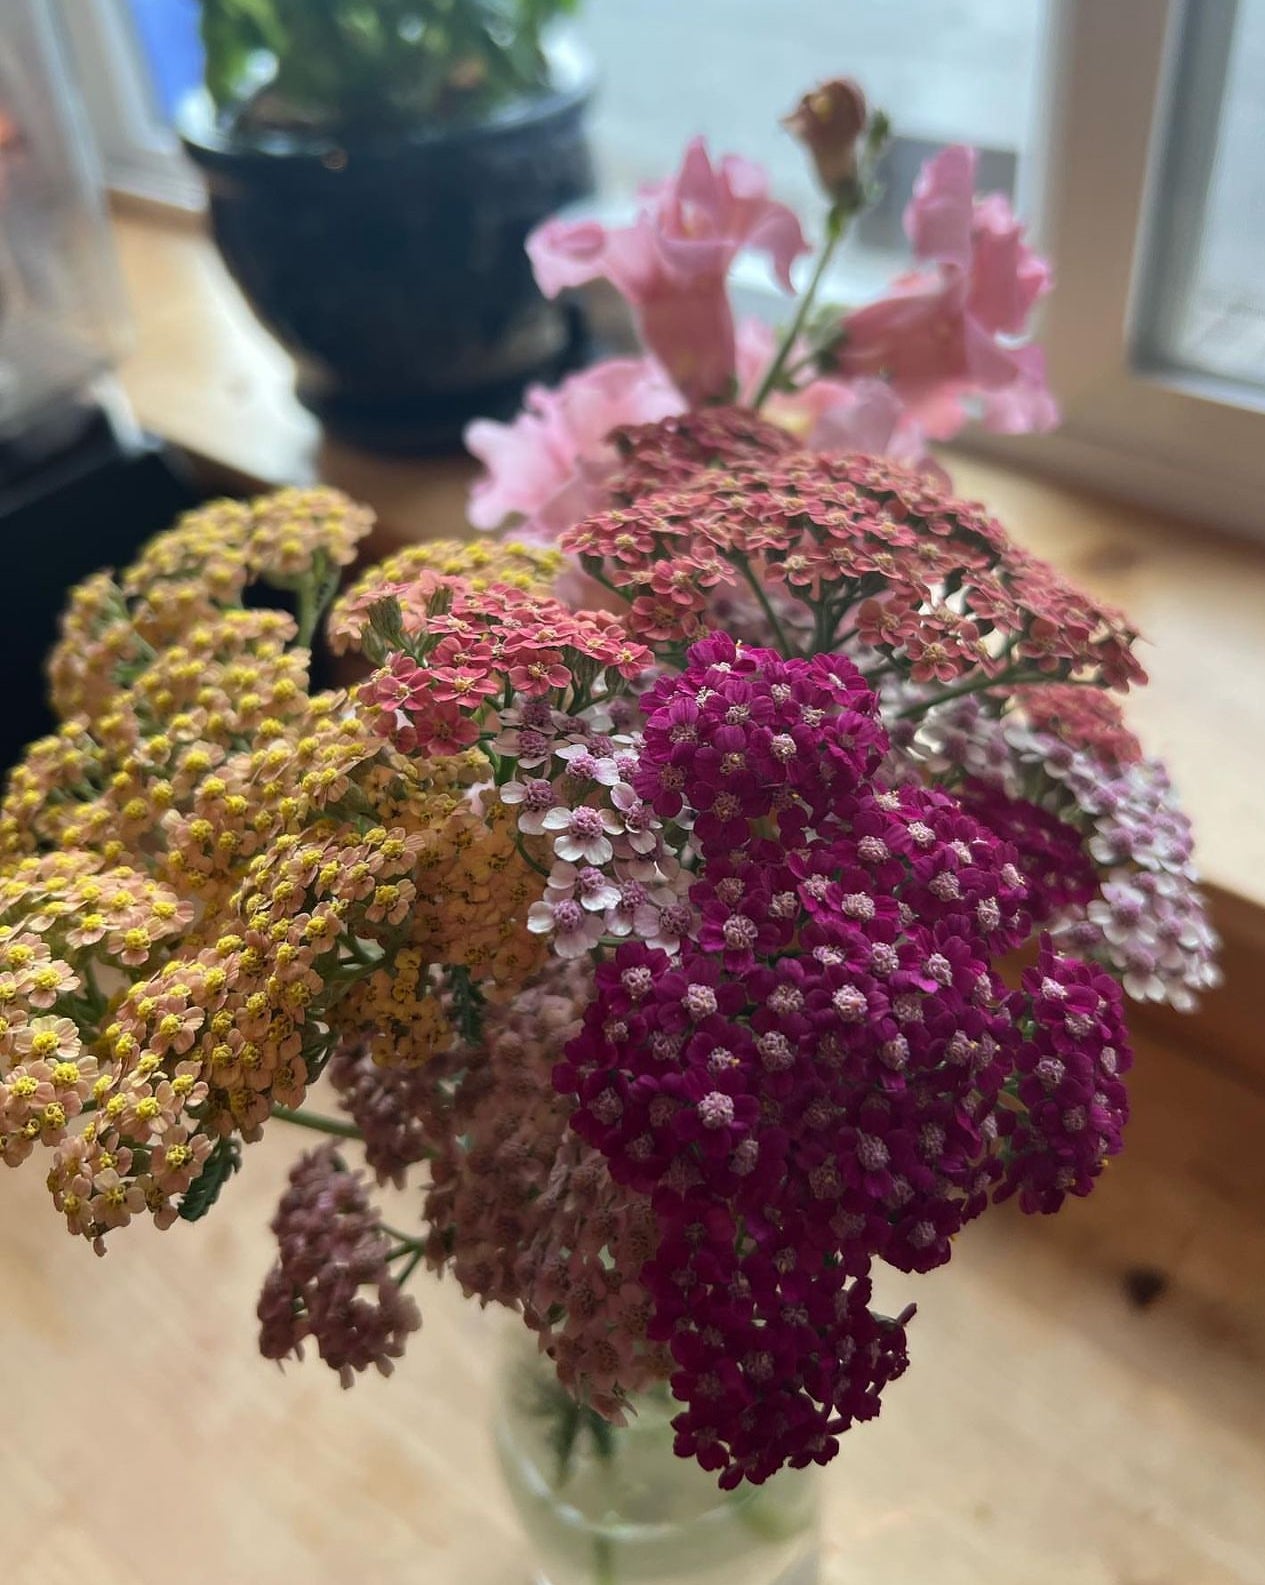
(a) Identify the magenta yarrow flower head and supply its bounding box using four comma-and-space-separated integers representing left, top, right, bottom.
553, 652, 1055, 1484
996, 938, 1132, 1214
634, 633, 888, 842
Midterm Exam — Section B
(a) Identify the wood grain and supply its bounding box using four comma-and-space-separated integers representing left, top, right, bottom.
1, 1021, 1261, 1584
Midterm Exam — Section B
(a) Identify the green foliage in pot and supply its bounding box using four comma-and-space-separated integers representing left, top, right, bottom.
198, 0, 581, 134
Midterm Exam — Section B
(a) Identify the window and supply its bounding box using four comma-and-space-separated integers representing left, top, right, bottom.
981, 0, 1265, 539
577, 0, 1048, 293
53, 0, 1265, 535
60, 0, 201, 207
125, 0, 204, 124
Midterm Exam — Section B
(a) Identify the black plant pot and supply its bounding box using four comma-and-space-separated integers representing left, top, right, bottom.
179, 67, 595, 454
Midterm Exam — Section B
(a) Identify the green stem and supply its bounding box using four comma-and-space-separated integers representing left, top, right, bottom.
588, 1415, 618, 1585
395, 1246, 425, 1287
752, 205, 848, 411
593, 1533, 617, 1585
272, 1105, 363, 1142
296, 582, 321, 650
736, 558, 794, 657
514, 831, 551, 879
777, 344, 834, 386
295, 559, 341, 649
380, 1222, 423, 1246
580, 564, 632, 606
895, 664, 1097, 721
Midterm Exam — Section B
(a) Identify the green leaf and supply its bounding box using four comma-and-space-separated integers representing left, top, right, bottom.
198, 0, 570, 125
178, 1135, 243, 1223
199, 0, 281, 109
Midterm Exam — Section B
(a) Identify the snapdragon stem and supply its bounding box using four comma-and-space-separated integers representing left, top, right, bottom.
752, 204, 847, 412
272, 1105, 363, 1142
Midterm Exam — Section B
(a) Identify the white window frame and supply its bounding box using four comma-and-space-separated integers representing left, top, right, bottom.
60, 0, 202, 209
62, 0, 1265, 538
961, 0, 1265, 541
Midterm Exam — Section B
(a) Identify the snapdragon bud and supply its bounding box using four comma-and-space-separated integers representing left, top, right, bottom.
783, 78, 869, 203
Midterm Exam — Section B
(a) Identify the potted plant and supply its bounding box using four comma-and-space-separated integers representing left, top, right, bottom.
179, 0, 594, 453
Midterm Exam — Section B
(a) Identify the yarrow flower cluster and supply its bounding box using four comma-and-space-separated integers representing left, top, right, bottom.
0, 496, 550, 1250
258, 1145, 421, 1386
564, 436, 1143, 692
0, 78, 1218, 1501
888, 686, 1219, 1010
554, 635, 1046, 1483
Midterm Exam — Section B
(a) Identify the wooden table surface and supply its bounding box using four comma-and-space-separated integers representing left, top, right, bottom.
3, 1015, 1262, 1585
1, 208, 1262, 1585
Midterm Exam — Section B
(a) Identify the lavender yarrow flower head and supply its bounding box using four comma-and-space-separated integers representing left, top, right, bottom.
880, 677, 1219, 1010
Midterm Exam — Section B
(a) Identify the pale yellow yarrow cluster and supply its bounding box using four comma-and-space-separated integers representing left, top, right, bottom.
0, 853, 192, 1180
0, 489, 548, 1249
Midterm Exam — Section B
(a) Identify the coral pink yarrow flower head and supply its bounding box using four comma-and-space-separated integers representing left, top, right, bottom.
527, 138, 809, 404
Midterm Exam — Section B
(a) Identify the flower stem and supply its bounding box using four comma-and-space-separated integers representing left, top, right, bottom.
895, 664, 1094, 721
295, 557, 342, 649
380, 1222, 423, 1246
394, 1246, 426, 1287
593, 1533, 617, 1585
752, 204, 847, 411
736, 559, 794, 657
272, 1105, 364, 1142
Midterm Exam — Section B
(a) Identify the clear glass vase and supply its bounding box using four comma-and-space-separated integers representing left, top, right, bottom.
494, 1332, 820, 1585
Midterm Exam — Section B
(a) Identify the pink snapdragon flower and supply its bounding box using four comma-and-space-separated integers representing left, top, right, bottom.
465, 357, 683, 535
734, 319, 935, 469
837, 146, 1057, 438
527, 139, 810, 404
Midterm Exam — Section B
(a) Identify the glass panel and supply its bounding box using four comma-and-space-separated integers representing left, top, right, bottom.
125, 0, 202, 123
577, 0, 1049, 269
0, 0, 127, 438
1137, 0, 1265, 391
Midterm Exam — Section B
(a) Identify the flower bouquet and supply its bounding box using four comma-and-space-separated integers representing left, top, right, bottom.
0, 78, 1218, 1582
